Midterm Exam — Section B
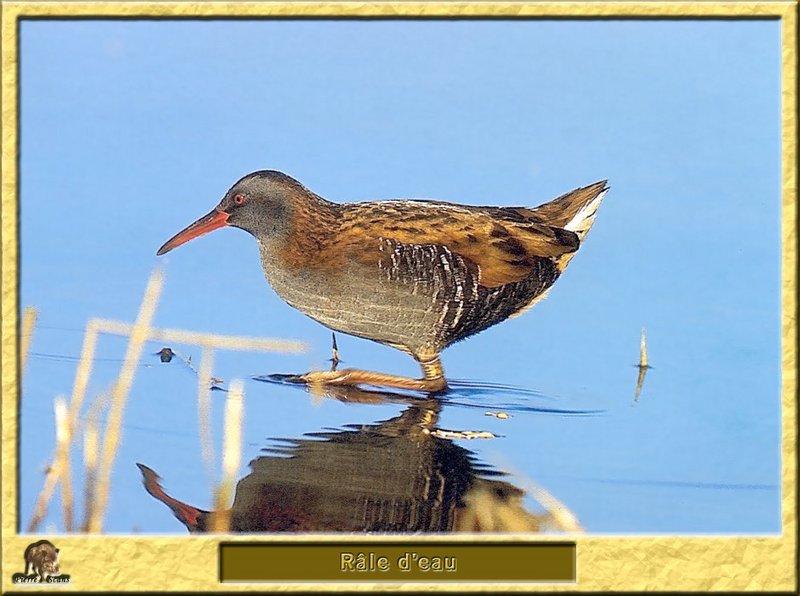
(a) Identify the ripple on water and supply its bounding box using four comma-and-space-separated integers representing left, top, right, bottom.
252, 374, 603, 416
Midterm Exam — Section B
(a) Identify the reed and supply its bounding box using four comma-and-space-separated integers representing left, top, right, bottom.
86, 270, 163, 533
20, 305, 38, 377
94, 320, 307, 354
211, 379, 244, 533
634, 327, 651, 402
26, 397, 68, 532
27, 316, 102, 532
523, 480, 583, 533
80, 394, 104, 532
197, 347, 216, 480
27, 268, 304, 533
53, 397, 74, 532
639, 327, 649, 368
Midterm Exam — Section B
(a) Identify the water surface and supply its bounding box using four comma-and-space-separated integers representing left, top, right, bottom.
17, 18, 780, 535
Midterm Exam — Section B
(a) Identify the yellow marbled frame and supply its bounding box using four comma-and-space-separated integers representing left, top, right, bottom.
1, 2, 795, 592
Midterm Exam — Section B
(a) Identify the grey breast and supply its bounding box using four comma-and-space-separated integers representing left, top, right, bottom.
258, 238, 558, 356
258, 239, 475, 356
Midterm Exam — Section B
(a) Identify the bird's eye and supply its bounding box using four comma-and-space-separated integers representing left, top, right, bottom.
233, 194, 246, 206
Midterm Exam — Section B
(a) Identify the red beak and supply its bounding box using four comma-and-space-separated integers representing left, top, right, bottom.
157, 209, 230, 256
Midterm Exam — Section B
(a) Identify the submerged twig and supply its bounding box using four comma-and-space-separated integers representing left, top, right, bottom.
634, 327, 652, 403
423, 428, 499, 440
485, 411, 512, 419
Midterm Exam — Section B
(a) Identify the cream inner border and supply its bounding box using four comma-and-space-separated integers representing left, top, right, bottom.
1, 2, 796, 592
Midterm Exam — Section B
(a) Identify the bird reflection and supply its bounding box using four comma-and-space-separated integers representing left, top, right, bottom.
138, 387, 564, 533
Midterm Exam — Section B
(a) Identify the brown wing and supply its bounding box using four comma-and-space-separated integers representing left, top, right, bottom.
331, 201, 578, 288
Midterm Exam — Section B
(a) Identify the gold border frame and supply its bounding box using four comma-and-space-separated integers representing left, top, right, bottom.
1, 2, 795, 591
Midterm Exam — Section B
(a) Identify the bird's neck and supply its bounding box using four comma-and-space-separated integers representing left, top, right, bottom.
261, 189, 342, 271
291, 189, 341, 234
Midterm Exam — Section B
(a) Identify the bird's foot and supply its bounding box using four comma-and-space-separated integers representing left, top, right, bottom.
278, 368, 448, 394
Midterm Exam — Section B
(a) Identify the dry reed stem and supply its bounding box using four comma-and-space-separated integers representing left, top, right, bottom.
523, 481, 583, 533
634, 328, 650, 402
27, 398, 71, 532
53, 397, 75, 532
27, 478, 53, 531
81, 425, 98, 532
87, 270, 163, 533
26, 318, 99, 531
27, 315, 99, 531
29, 267, 303, 533
54, 319, 102, 531
211, 379, 244, 533
477, 455, 583, 533
80, 392, 106, 532
67, 319, 101, 432
639, 327, 649, 368
20, 305, 38, 377
457, 485, 541, 532
197, 347, 216, 480
93, 319, 307, 354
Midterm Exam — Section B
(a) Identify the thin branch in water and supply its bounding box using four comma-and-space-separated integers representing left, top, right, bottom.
634, 327, 652, 403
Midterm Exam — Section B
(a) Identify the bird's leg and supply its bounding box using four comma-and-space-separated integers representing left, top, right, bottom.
418, 355, 446, 385
295, 355, 448, 393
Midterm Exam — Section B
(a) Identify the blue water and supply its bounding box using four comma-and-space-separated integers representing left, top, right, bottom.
17, 18, 781, 534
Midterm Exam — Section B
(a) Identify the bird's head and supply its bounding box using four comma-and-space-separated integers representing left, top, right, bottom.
156, 170, 302, 256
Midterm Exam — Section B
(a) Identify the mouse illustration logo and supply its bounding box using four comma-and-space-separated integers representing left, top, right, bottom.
11, 540, 70, 584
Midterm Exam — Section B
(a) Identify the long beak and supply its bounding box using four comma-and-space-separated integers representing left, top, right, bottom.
157, 209, 230, 256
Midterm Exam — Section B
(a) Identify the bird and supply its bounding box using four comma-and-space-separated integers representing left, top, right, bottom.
157, 171, 608, 393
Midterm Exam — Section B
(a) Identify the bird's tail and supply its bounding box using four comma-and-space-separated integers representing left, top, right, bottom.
507, 180, 608, 320
533, 180, 608, 243
561, 181, 608, 242
531, 180, 608, 272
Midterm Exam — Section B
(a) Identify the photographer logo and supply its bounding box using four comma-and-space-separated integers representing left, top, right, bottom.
11, 540, 71, 585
